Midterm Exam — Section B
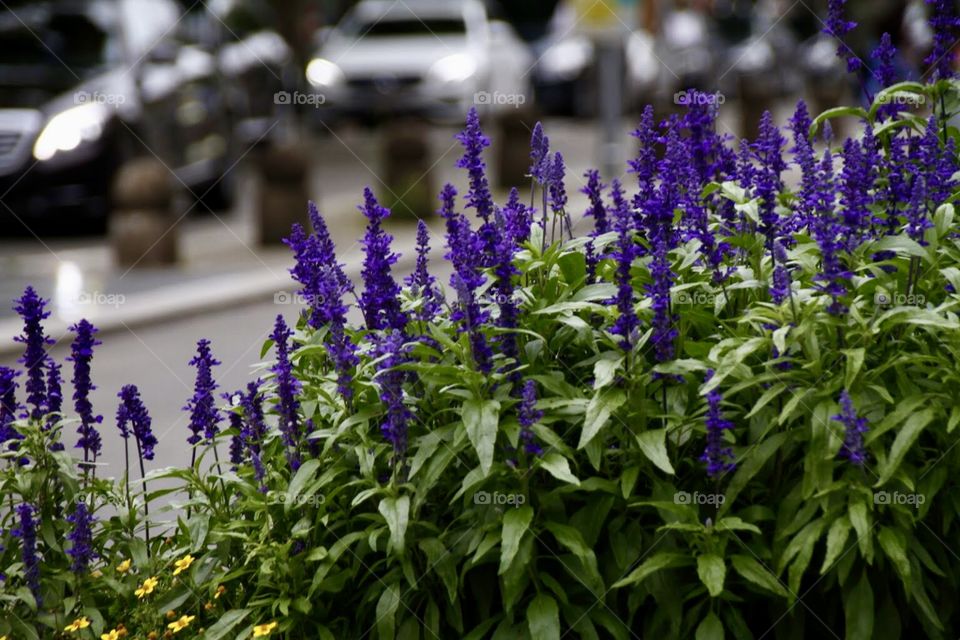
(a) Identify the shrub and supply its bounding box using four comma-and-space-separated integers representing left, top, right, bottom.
4, 21, 960, 640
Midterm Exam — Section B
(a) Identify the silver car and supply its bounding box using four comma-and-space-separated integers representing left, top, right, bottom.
305, 0, 532, 123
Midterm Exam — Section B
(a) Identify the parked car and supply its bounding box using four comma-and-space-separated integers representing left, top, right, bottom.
305, 0, 533, 125
531, 1, 596, 117
0, 0, 292, 235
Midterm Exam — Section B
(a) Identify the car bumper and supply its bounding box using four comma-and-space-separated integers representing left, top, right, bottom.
0, 146, 116, 227
308, 83, 472, 121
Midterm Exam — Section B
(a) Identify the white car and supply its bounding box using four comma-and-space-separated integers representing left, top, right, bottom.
305, 0, 532, 123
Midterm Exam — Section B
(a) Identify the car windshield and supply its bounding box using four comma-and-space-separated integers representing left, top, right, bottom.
351, 17, 465, 38
0, 13, 114, 106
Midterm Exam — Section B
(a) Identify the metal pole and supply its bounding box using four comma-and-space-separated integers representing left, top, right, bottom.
597, 34, 623, 180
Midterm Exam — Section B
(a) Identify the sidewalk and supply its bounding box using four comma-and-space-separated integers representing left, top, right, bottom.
0, 188, 421, 356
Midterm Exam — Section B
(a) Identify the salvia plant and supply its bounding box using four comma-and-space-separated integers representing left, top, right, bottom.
4, 6, 960, 638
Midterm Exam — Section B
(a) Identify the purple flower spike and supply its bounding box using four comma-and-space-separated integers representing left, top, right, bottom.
271, 315, 302, 470
872, 33, 899, 119
823, 0, 860, 72
375, 331, 412, 459
13, 503, 40, 605
582, 169, 608, 235
503, 187, 532, 245
69, 320, 103, 460
14, 287, 52, 421
456, 107, 495, 225
833, 390, 869, 465
405, 220, 443, 322
518, 380, 543, 456
925, 0, 960, 80
700, 370, 735, 477
184, 339, 221, 445
529, 122, 551, 184
117, 385, 157, 461
360, 188, 407, 332
610, 179, 639, 351
0, 367, 19, 448
66, 501, 97, 574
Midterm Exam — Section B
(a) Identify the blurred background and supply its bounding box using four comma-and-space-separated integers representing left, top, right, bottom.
0, 0, 952, 472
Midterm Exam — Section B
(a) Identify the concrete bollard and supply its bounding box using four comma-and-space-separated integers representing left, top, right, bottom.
380, 119, 434, 221
256, 145, 310, 245
495, 107, 541, 191
110, 158, 178, 267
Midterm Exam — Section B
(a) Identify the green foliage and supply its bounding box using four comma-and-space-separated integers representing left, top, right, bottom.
4, 83, 960, 639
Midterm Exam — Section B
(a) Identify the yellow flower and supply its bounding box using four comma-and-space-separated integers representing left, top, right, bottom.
172, 554, 195, 576
1, 635, 8, 640
135, 576, 159, 598
253, 621, 278, 637
65, 616, 92, 632
101, 630, 121, 640
167, 615, 195, 633
91, 569, 103, 578
214, 584, 226, 599
116, 559, 132, 573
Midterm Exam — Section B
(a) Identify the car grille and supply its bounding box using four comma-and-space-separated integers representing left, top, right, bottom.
347, 75, 421, 92
0, 131, 21, 158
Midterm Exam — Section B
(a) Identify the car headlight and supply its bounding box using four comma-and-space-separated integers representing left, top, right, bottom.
33, 104, 109, 162
540, 38, 593, 80
428, 53, 477, 84
306, 58, 345, 88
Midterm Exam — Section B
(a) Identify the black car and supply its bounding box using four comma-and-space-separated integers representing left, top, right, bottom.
0, 0, 292, 235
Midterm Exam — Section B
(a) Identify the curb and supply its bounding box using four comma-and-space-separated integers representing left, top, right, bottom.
0, 240, 421, 358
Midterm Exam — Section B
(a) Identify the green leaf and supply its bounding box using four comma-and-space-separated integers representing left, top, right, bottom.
820, 516, 851, 574
202, 609, 250, 640
539, 452, 580, 486
713, 517, 761, 534
695, 612, 725, 640
848, 500, 874, 563
526, 594, 560, 640
842, 348, 865, 389
731, 555, 790, 598
810, 106, 869, 138
463, 398, 501, 477
378, 495, 411, 557
721, 432, 789, 514
579, 388, 626, 449
697, 554, 726, 597
593, 356, 622, 390
419, 538, 459, 604
612, 552, 691, 589
285, 458, 321, 514
635, 428, 675, 475
376, 584, 401, 640
877, 527, 911, 590
844, 572, 874, 640
620, 465, 640, 499
499, 505, 534, 575
875, 409, 934, 486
